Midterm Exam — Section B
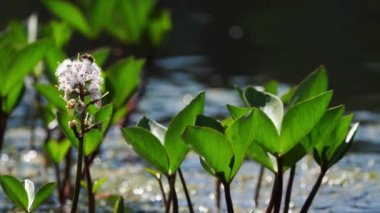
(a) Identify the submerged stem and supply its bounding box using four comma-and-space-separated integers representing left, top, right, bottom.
178, 168, 194, 213
223, 182, 234, 213
71, 136, 83, 213
284, 165, 296, 213
300, 169, 326, 213
254, 166, 265, 208
84, 156, 95, 213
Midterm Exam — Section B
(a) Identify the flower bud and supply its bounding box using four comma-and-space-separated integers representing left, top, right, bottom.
68, 120, 78, 129
66, 99, 76, 109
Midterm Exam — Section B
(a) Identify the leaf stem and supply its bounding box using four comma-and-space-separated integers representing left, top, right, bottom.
216, 179, 221, 210
178, 168, 194, 213
254, 165, 265, 208
84, 156, 95, 213
167, 174, 178, 213
222, 182, 234, 213
300, 169, 326, 213
157, 176, 167, 208
71, 135, 83, 213
284, 165, 296, 213
0, 100, 8, 153
274, 157, 283, 213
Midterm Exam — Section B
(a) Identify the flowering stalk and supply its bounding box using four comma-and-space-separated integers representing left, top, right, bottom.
56, 54, 103, 213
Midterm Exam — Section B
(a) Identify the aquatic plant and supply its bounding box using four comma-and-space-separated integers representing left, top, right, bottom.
0, 175, 56, 213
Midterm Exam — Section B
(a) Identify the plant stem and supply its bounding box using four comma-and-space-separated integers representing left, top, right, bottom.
300, 169, 326, 213
266, 172, 278, 213
284, 165, 296, 213
157, 176, 167, 208
254, 165, 265, 208
84, 156, 95, 213
71, 136, 83, 213
0, 100, 8, 153
168, 174, 178, 213
222, 182, 234, 213
178, 168, 194, 213
216, 179, 221, 210
54, 163, 64, 205
63, 147, 72, 200
274, 157, 283, 213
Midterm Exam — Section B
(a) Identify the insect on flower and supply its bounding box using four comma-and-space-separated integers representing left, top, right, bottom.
56, 54, 103, 110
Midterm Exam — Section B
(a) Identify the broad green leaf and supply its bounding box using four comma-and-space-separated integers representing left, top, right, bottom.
183, 126, 234, 183
57, 112, 79, 148
42, 0, 91, 37
244, 87, 283, 132
90, 0, 116, 35
121, 127, 169, 174
264, 80, 279, 95
252, 109, 280, 155
281, 86, 296, 105
47, 21, 73, 48
2, 82, 24, 114
226, 110, 256, 179
93, 177, 107, 193
280, 91, 332, 155
148, 9, 172, 46
330, 121, 359, 166
84, 129, 102, 156
282, 106, 344, 169
35, 84, 66, 110
195, 115, 225, 133
289, 66, 328, 106
90, 47, 111, 67
246, 143, 275, 172
44, 47, 67, 83
30, 182, 56, 212
0, 175, 28, 211
106, 58, 144, 108
226, 104, 251, 119
44, 139, 71, 164
137, 116, 167, 143
93, 104, 113, 134
114, 196, 124, 213
165, 92, 205, 174
4, 39, 51, 94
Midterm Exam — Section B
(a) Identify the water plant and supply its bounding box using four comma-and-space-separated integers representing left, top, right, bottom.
54, 54, 112, 212
0, 175, 56, 212
121, 92, 205, 212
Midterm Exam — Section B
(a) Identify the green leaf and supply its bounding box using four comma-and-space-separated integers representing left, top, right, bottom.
90, 0, 116, 35
165, 92, 205, 174
289, 66, 328, 106
121, 127, 170, 174
44, 47, 67, 83
84, 129, 102, 156
226, 104, 251, 119
90, 47, 111, 67
145, 168, 161, 179
114, 196, 124, 213
4, 39, 51, 94
57, 112, 79, 148
195, 115, 225, 133
0, 175, 28, 211
35, 84, 66, 110
30, 182, 56, 212
244, 87, 283, 132
148, 9, 172, 46
246, 143, 275, 172
225, 111, 256, 179
93, 177, 107, 193
42, 0, 92, 37
280, 91, 332, 155
2, 81, 24, 114
183, 126, 234, 183
264, 80, 279, 95
252, 109, 280, 154
282, 106, 344, 169
106, 57, 144, 109
94, 104, 113, 134
44, 139, 71, 164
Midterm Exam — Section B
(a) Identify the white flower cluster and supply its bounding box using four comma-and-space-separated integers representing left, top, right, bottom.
56, 54, 102, 108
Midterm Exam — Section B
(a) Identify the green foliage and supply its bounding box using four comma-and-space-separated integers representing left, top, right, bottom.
114, 196, 124, 213
0, 175, 28, 211
93, 177, 107, 193
44, 139, 71, 164
183, 110, 256, 183
0, 176, 56, 212
122, 92, 205, 175
35, 84, 66, 110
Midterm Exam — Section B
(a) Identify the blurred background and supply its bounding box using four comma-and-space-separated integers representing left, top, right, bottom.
0, 0, 380, 212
